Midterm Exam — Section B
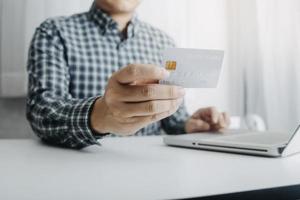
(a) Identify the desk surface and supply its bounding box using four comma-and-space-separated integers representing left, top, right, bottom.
1, 136, 300, 200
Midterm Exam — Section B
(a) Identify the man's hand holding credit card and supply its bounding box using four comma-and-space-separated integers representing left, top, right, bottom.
91, 47, 229, 137
160, 48, 224, 88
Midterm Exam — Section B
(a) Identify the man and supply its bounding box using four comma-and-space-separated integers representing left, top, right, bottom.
26, 0, 230, 149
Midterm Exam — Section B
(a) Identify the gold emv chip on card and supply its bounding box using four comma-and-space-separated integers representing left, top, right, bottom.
160, 48, 224, 88
165, 61, 177, 71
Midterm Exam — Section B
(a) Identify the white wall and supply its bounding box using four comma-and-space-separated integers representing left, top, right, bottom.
0, 0, 94, 97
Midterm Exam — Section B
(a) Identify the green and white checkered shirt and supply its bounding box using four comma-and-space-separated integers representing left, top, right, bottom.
26, 3, 189, 149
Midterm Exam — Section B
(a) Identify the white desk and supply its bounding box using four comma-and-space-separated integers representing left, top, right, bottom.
1, 136, 300, 200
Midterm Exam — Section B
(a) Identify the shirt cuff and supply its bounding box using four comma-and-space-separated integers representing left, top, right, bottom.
67, 96, 102, 148
173, 121, 187, 135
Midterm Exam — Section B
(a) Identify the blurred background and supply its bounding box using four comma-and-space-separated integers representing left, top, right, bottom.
0, 0, 299, 138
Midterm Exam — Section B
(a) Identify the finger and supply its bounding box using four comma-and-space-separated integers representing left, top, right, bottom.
122, 102, 180, 124
147, 105, 179, 123
112, 84, 185, 102
219, 114, 226, 128
113, 64, 169, 85
186, 118, 211, 133
192, 107, 219, 124
134, 79, 159, 85
209, 107, 220, 124
223, 112, 231, 127
112, 98, 183, 118
211, 114, 226, 131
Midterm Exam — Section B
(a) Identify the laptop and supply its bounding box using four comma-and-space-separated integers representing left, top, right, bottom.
163, 125, 300, 157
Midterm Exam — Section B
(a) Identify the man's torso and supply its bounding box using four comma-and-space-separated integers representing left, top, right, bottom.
40, 7, 175, 136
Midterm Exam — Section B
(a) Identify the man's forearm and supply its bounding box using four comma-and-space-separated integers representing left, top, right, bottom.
27, 93, 100, 149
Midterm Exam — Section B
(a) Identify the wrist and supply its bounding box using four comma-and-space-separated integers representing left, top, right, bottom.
90, 97, 110, 135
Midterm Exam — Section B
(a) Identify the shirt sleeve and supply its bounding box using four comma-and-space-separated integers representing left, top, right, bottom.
161, 101, 190, 135
26, 20, 100, 149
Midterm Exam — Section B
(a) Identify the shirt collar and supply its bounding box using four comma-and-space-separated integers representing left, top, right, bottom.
88, 2, 140, 38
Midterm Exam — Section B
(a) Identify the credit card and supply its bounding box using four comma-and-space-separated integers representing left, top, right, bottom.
160, 48, 224, 88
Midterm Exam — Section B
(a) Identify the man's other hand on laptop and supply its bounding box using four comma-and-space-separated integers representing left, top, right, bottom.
185, 107, 230, 133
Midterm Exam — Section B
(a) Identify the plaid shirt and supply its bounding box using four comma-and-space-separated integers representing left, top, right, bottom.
26, 3, 189, 149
